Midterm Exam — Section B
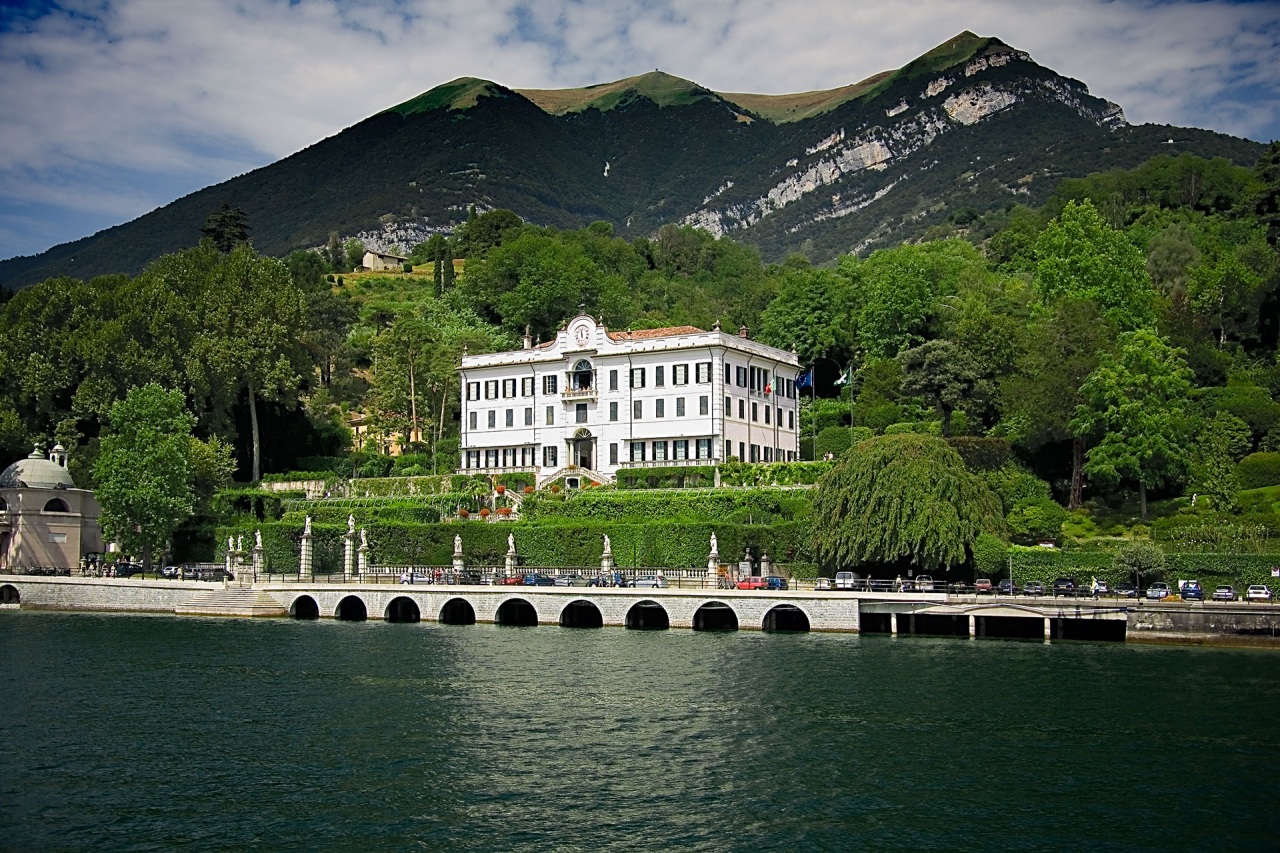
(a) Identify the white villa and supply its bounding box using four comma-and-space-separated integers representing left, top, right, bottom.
458, 314, 803, 485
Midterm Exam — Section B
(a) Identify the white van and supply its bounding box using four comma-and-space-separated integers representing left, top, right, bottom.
834, 571, 856, 590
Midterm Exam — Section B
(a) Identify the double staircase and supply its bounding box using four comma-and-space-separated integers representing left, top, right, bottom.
175, 586, 288, 618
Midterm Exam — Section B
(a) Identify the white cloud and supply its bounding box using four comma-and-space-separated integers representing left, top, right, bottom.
0, 0, 1277, 259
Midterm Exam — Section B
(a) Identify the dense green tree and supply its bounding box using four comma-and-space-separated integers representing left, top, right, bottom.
1190, 412, 1252, 511
1071, 330, 1195, 520
1001, 298, 1116, 508
454, 209, 525, 258
757, 266, 858, 369
1250, 141, 1280, 247
186, 246, 309, 481
200, 204, 250, 253
344, 238, 366, 273
810, 433, 1004, 572
897, 339, 985, 437
1034, 200, 1155, 330
93, 384, 231, 570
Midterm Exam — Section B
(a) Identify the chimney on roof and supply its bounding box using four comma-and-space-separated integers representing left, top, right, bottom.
713, 319, 722, 332
738, 324, 750, 339
523, 325, 532, 350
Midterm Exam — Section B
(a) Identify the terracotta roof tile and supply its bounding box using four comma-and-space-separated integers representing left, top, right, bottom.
607, 325, 704, 341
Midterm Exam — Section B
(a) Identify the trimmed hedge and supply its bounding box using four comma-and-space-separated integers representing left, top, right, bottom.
720, 461, 832, 487
522, 488, 812, 524
1008, 545, 1280, 590
616, 466, 716, 489
219, 519, 814, 571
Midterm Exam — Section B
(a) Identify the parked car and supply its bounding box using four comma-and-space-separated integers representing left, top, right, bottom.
764, 575, 789, 590
554, 574, 591, 587
834, 571, 856, 590
400, 571, 431, 584
1146, 582, 1173, 600
736, 576, 767, 590
1246, 585, 1273, 602
997, 579, 1019, 596
500, 575, 524, 585
1094, 580, 1110, 596
869, 579, 894, 592
1180, 580, 1204, 601
1212, 585, 1237, 602
1052, 577, 1078, 597
914, 575, 935, 592
1023, 581, 1046, 597
1116, 581, 1138, 598
523, 574, 556, 586
814, 577, 833, 591
974, 579, 993, 594
633, 575, 669, 589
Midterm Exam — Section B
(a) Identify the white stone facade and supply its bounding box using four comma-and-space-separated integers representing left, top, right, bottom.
457, 315, 803, 483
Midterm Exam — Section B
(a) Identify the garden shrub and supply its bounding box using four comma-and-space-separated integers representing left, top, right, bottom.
980, 463, 1052, 514
1237, 452, 1280, 490
971, 533, 1009, 577
947, 437, 1013, 471
1006, 496, 1067, 542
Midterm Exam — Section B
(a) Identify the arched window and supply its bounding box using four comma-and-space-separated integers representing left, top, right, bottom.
0, 496, 7, 511
42, 498, 70, 513
570, 359, 594, 391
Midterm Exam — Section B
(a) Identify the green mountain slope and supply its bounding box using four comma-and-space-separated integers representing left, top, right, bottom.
0, 31, 1265, 289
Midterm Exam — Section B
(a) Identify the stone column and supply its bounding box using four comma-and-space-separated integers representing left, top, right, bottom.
343, 529, 356, 582
299, 529, 313, 582
760, 550, 772, 577
968, 614, 976, 639
707, 547, 720, 588
251, 533, 264, 585
357, 531, 370, 577
1044, 617, 1052, 642
601, 541, 615, 575
891, 612, 898, 635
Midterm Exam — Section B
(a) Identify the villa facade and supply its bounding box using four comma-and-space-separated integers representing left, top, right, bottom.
457, 315, 803, 484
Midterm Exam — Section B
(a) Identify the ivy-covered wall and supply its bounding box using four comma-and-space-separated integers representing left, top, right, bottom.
1008, 546, 1280, 590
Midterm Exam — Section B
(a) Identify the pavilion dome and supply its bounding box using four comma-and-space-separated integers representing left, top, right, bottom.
0, 447, 76, 490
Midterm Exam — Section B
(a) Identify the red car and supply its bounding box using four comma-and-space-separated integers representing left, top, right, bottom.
736, 576, 766, 590
500, 575, 524, 585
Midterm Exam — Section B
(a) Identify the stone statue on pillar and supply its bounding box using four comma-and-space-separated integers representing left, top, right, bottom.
343, 518, 357, 582
601, 533, 615, 572
250, 528, 264, 583
299, 516, 314, 581
452, 533, 465, 576
707, 530, 721, 583
505, 532, 518, 576
357, 528, 371, 576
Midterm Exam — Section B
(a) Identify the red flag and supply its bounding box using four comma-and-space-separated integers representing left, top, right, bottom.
764, 382, 772, 395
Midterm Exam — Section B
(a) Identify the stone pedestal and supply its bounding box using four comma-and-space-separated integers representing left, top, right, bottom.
760, 550, 772, 576
601, 549, 615, 573
299, 533, 313, 582
358, 543, 370, 576
251, 544, 264, 584
343, 532, 356, 582
707, 550, 720, 587
505, 549, 517, 576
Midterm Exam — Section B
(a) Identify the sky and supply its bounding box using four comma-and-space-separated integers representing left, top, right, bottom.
0, 0, 1278, 261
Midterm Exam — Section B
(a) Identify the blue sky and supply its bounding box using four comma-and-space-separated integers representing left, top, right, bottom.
1, 0, 1278, 261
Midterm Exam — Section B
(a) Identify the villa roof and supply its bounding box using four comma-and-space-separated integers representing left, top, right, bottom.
607, 325, 704, 341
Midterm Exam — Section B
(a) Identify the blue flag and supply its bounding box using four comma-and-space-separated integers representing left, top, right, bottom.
795, 368, 814, 390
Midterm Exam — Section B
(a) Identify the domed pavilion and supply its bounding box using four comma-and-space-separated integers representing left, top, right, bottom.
0, 444, 103, 572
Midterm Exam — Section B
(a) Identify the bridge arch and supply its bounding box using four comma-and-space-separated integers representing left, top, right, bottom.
289, 595, 319, 619
440, 597, 477, 625
762, 603, 810, 633
496, 596, 538, 627
385, 596, 421, 623
692, 600, 738, 631
0, 584, 19, 605
335, 595, 368, 622
559, 599, 603, 628
625, 599, 670, 629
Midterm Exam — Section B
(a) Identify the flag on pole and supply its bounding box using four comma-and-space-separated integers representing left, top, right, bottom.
833, 368, 852, 386
764, 381, 772, 395
795, 368, 814, 390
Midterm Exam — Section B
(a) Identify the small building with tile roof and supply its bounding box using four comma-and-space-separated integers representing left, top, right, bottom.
458, 314, 802, 485
0, 444, 104, 572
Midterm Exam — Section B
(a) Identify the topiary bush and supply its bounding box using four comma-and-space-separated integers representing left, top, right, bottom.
971, 533, 1009, 577
1237, 452, 1280, 490
1006, 496, 1067, 542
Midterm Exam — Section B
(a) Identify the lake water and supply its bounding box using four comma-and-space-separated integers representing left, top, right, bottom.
2, 613, 1278, 852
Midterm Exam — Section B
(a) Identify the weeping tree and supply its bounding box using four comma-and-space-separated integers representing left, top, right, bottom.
811, 433, 1004, 572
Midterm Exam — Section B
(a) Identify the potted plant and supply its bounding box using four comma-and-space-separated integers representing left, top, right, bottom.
458, 508, 470, 519
479, 508, 491, 518
524, 485, 535, 495
498, 506, 512, 516
496, 484, 506, 495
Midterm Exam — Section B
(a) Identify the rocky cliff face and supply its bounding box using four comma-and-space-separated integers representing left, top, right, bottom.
681, 46, 1129, 253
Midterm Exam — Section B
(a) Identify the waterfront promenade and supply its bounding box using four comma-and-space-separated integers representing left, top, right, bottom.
8, 572, 1267, 642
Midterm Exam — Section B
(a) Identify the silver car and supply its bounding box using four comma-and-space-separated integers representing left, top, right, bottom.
632, 575, 668, 589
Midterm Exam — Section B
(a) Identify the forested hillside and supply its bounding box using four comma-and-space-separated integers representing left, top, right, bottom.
3, 146, 1280, 568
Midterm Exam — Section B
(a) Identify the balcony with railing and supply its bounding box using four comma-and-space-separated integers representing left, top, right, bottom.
561, 385, 597, 402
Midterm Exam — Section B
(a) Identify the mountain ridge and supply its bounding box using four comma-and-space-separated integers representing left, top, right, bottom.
0, 32, 1265, 289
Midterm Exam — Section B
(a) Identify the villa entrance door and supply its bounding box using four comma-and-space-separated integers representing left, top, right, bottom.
571, 429, 595, 470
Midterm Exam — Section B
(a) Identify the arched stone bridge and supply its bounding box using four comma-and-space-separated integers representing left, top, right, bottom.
264, 584, 861, 632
